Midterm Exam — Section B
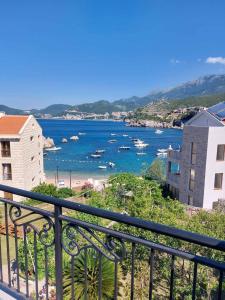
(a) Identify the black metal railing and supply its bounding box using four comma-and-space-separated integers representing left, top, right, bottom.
0, 184, 224, 300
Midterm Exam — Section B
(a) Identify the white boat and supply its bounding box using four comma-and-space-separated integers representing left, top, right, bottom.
123, 134, 128, 137
155, 129, 163, 134
134, 143, 149, 148
111, 133, 117, 136
78, 132, 86, 135
136, 152, 147, 156
168, 145, 173, 150
108, 139, 117, 143
157, 148, 167, 153
70, 135, 79, 141
91, 154, 101, 158
119, 146, 130, 150
62, 138, 68, 143
108, 162, 115, 168
96, 149, 105, 154
157, 152, 167, 157
133, 138, 144, 143
98, 165, 107, 169
45, 147, 62, 152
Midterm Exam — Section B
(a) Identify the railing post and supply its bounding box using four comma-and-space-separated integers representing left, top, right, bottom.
55, 205, 63, 300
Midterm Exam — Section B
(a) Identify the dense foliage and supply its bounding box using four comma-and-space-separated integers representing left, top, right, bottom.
18, 174, 225, 299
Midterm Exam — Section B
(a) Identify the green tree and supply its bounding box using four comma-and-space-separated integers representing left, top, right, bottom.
144, 158, 166, 183
63, 248, 118, 300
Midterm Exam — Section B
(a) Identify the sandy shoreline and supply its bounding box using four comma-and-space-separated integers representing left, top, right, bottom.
45, 171, 109, 188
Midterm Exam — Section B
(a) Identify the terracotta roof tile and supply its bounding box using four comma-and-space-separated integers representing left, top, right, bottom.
0, 115, 29, 135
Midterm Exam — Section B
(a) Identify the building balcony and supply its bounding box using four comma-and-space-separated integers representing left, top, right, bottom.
167, 172, 180, 187
167, 149, 181, 161
0, 184, 224, 300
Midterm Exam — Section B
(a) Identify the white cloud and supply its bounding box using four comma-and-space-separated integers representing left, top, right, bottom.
170, 58, 180, 64
206, 56, 225, 65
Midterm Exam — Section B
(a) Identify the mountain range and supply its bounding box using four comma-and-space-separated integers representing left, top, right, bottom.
1, 74, 225, 116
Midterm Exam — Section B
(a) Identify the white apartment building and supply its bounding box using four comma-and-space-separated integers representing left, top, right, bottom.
0, 113, 45, 201
166, 102, 225, 209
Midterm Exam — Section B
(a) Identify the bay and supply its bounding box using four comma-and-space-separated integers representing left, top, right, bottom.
38, 119, 182, 179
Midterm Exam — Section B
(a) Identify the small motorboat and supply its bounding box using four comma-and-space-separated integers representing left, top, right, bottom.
91, 154, 101, 158
78, 132, 86, 135
98, 165, 107, 169
108, 139, 117, 143
45, 147, 62, 152
119, 146, 130, 150
70, 135, 79, 141
122, 134, 128, 137
155, 129, 163, 134
168, 145, 173, 150
133, 138, 144, 143
136, 152, 147, 156
111, 133, 117, 136
157, 152, 167, 157
108, 162, 115, 168
157, 148, 167, 153
134, 143, 149, 148
96, 149, 106, 154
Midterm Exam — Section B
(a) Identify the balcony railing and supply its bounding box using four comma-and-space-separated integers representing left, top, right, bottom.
0, 184, 224, 300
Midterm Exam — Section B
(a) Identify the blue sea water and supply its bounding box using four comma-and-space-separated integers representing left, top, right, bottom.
38, 119, 182, 179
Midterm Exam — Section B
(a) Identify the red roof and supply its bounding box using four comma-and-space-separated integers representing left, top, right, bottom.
0, 115, 29, 135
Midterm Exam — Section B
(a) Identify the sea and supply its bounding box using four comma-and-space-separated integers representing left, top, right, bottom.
38, 119, 183, 179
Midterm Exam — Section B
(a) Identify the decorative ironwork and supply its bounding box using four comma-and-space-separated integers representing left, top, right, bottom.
9, 205, 55, 247
62, 223, 126, 261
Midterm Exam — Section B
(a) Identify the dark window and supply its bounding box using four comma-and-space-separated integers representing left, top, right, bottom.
2, 163, 12, 180
214, 173, 223, 189
30, 136, 34, 141
191, 142, 197, 165
189, 168, 195, 191
216, 145, 225, 161
1, 141, 11, 157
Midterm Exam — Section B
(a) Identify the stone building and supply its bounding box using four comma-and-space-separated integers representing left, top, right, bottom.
167, 102, 225, 209
0, 113, 45, 201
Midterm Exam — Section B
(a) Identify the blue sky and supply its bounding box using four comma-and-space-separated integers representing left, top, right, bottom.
0, 1, 225, 109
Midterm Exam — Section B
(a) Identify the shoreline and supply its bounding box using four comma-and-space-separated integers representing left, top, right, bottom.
45, 170, 109, 188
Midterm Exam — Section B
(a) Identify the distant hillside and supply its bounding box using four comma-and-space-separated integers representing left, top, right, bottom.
129, 93, 225, 125
31, 104, 72, 116
69, 74, 225, 113
0, 105, 25, 115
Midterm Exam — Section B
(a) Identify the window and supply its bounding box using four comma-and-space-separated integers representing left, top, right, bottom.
168, 161, 171, 173
1, 141, 11, 157
188, 195, 193, 206
2, 164, 12, 180
191, 142, 197, 165
214, 173, 223, 189
216, 145, 225, 161
30, 136, 34, 141
31, 156, 35, 162
189, 168, 195, 191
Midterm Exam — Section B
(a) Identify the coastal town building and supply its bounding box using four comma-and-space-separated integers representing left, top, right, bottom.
166, 102, 225, 209
0, 113, 45, 201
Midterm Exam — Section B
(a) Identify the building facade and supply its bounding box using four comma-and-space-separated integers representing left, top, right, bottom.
0, 113, 45, 201
167, 103, 225, 209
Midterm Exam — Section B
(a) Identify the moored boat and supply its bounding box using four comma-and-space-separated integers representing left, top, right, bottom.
119, 146, 130, 150
91, 154, 101, 158
98, 165, 107, 169
45, 146, 62, 152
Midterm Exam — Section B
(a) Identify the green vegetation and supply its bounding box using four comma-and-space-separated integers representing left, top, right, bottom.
17, 174, 225, 299
63, 248, 118, 299
22, 183, 76, 205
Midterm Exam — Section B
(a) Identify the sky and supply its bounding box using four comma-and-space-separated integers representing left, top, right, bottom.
0, 1, 225, 109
